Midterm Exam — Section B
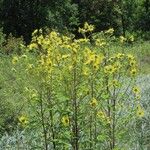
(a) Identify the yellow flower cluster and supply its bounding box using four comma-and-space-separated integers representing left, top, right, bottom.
84, 48, 104, 71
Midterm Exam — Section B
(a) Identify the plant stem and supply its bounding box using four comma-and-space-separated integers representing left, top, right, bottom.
40, 94, 48, 150
72, 65, 79, 150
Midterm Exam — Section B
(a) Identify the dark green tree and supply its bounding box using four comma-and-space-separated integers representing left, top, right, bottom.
0, 0, 78, 42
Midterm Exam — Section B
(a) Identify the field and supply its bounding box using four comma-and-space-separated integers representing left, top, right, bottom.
0, 28, 150, 150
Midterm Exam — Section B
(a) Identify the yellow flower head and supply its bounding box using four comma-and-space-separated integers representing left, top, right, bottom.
28, 43, 38, 50
130, 68, 137, 76
129, 60, 136, 66
18, 116, 28, 125
132, 86, 140, 94
120, 36, 126, 43
104, 65, 116, 74
136, 105, 144, 118
12, 56, 19, 65
116, 53, 125, 59
90, 98, 98, 107
127, 54, 135, 60
83, 67, 90, 76
97, 111, 105, 119
61, 116, 69, 126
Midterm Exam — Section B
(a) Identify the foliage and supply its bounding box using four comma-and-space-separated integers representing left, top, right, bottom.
2, 34, 25, 55
0, 0, 150, 42
0, 28, 6, 51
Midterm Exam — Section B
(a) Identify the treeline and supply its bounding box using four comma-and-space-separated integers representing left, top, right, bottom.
0, 0, 150, 42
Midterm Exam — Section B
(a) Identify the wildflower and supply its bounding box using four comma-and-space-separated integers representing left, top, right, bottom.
97, 111, 110, 124
132, 86, 140, 94
136, 105, 144, 118
129, 60, 136, 66
116, 53, 124, 59
127, 54, 135, 60
83, 67, 90, 76
97, 111, 105, 119
19, 116, 28, 125
113, 62, 122, 71
104, 65, 116, 74
108, 57, 115, 63
28, 43, 38, 50
61, 116, 69, 126
130, 68, 137, 76
90, 98, 98, 107
12, 56, 18, 64
120, 36, 126, 43
85, 52, 95, 65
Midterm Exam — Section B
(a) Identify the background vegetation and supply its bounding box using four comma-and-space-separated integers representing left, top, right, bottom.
0, 0, 150, 42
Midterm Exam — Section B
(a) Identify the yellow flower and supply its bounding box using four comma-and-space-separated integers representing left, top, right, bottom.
28, 43, 38, 50
132, 86, 140, 94
129, 60, 136, 66
120, 36, 126, 43
19, 116, 28, 125
97, 111, 110, 124
116, 53, 124, 59
127, 54, 135, 60
83, 67, 90, 76
97, 111, 105, 119
136, 105, 144, 118
12, 56, 19, 64
61, 116, 69, 126
90, 98, 98, 107
130, 68, 137, 76
85, 51, 95, 65
104, 65, 116, 74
